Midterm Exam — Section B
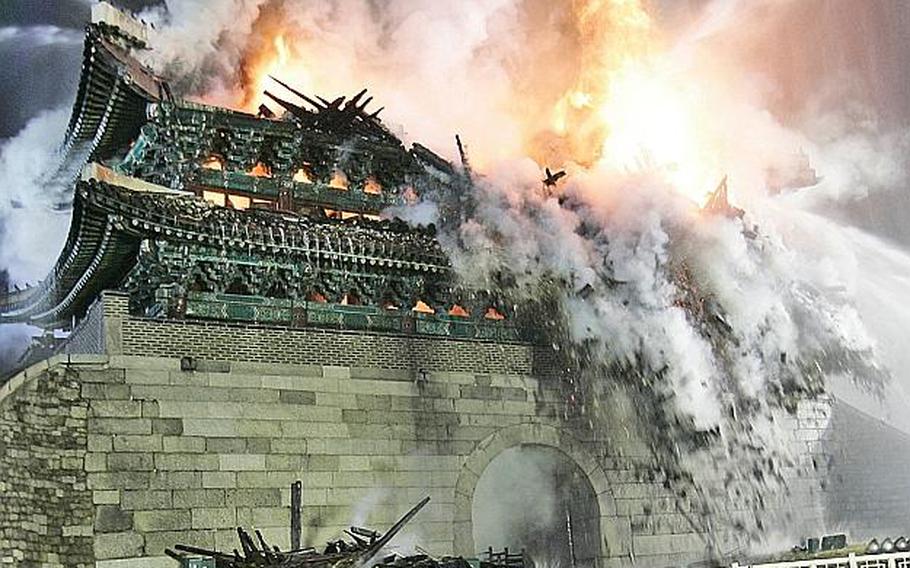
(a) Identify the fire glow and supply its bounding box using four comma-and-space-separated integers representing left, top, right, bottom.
235, 0, 725, 205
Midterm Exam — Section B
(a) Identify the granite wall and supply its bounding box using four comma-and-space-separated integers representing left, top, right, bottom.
0, 291, 844, 568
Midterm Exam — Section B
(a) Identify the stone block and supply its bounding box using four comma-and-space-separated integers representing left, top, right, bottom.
265, 454, 304, 471
206, 438, 247, 453
346, 379, 416, 397
192, 507, 236, 529
263, 374, 337, 393
88, 434, 114, 452
168, 371, 211, 387
307, 455, 340, 471
245, 403, 340, 422
154, 453, 219, 471
90, 418, 152, 435
349, 367, 411, 381
279, 390, 317, 405
280, 421, 349, 438
173, 489, 225, 509
108, 453, 155, 472
208, 373, 263, 388
322, 366, 350, 380
236, 471, 274, 488
125, 369, 170, 385
314, 392, 357, 408
354, 394, 392, 410
82, 369, 126, 384
603, 518, 633, 557
134, 509, 191, 532
86, 452, 107, 472
270, 438, 308, 454
220, 454, 266, 471
62, 524, 93, 537
93, 531, 143, 560
247, 437, 271, 453
121, 490, 172, 510
183, 418, 280, 438
115, 355, 181, 371
163, 436, 205, 453
149, 471, 202, 490
113, 435, 163, 453
89, 471, 151, 490
225, 488, 282, 507
92, 400, 143, 418
158, 400, 244, 419
152, 418, 184, 436
95, 505, 133, 533
338, 455, 371, 471
332, 471, 374, 487
342, 409, 367, 424
298, 471, 333, 488
202, 471, 236, 489
82, 383, 131, 400
94, 490, 121, 505
142, 400, 160, 417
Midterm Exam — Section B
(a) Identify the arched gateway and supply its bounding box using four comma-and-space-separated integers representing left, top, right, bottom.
453, 424, 627, 566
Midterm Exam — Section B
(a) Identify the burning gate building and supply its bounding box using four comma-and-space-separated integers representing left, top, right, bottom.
1, 4, 909, 568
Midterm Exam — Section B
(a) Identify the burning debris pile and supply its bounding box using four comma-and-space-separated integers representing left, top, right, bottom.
166, 497, 524, 568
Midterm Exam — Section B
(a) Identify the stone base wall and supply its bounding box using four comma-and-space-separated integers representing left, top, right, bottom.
0, 292, 842, 568
0, 359, 94, 567
0, 353, 835, 568
77, 355, 635, 566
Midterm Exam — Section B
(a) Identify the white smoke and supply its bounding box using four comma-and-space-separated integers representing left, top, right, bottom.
140, 0, 577, 165
0, 108, 71, 283
0, 108, 72, 371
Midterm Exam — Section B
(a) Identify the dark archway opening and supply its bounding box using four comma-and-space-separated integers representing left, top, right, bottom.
472, 445, 601, 568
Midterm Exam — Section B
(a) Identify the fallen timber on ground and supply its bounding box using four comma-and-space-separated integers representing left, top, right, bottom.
165, 496, 526, 568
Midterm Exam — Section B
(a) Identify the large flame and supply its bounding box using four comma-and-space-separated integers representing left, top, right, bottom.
237, 3, 314, 112
236, 0, 723, 204
548, 0, 721, 204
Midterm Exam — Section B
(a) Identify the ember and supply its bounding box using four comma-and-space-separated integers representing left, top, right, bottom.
329, 170, 349, 190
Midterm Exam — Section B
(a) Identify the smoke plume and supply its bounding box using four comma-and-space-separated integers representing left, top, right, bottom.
0, 107, 72, 373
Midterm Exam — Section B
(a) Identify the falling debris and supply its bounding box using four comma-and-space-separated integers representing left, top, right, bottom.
702, 176, 744, 219
542, 168, 567, 188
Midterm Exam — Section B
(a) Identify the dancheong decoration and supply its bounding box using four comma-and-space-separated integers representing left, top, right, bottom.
0, 11, 519, 343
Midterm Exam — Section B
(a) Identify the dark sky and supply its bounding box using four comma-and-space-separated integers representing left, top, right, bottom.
0, 0, 160, 140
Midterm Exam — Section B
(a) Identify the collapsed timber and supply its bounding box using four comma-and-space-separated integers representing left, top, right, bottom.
166, 495, 526, 568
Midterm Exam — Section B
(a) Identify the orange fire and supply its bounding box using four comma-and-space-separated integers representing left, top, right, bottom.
413, 300, 435, 314
544, 0, 722, 204
293, 167, 313, 184
484, 307, 506, 321
232, 0, 726, 206
248, 161, 272, 177
329, 170, 349, 190
363, 177, 382, 195
236, 2, 316, 112
201, 156, 223, 171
